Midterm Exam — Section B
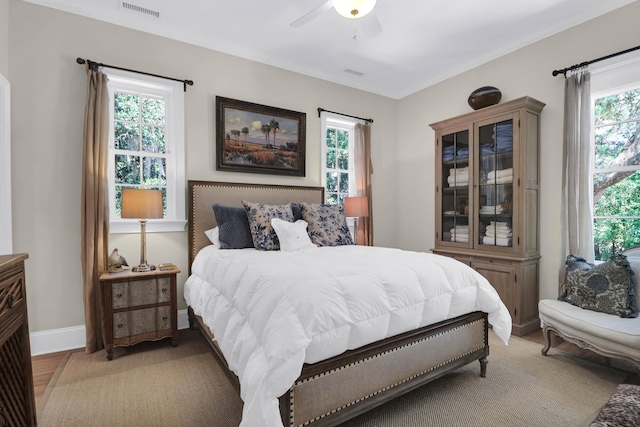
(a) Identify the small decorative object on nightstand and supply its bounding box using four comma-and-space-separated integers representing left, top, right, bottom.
100, 265, 179, 360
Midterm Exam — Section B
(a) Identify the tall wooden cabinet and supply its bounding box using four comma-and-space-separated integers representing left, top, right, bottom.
0, 253, 36, 426
430, 97, 545, 336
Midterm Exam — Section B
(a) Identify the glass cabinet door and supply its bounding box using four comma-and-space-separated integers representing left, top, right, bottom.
441, 129, 470, 245
476, 119, 514, 248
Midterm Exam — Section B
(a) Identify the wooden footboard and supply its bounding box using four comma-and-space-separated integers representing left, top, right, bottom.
188, 307, 489, 427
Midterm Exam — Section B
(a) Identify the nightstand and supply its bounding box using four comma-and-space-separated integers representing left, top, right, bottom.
100, 266, 179, 360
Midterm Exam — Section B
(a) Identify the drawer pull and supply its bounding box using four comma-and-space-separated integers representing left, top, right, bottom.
162, 315, 168, 321
117, 323, 123, 328
7, 295, 14, 308
116, 293, 123, 298
161, 288, 168, 293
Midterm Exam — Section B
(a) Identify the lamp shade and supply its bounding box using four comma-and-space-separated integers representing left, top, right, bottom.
333, 0, 376, 18
344, 196, 369, 218
121, 189, 163, 219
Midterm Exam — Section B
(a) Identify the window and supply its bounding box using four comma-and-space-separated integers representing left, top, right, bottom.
592, 86, 640, 260
321, 114, 356, 205
591, 53, 640, 261
106, 69, 185, 233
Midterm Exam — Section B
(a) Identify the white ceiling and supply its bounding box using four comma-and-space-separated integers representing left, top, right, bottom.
25, 0, 638, 99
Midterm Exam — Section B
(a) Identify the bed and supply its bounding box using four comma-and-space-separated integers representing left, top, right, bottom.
185, 180, 512, 427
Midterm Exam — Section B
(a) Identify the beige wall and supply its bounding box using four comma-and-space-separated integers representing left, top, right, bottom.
9, 0, 398, 333
0, 0, 8, 76
396, 1, 640, 300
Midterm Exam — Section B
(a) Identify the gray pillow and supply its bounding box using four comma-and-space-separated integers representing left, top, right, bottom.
212, 204, 254, 249
559, 254, 636, 318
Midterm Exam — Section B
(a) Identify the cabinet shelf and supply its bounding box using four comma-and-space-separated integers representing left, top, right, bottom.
431, 96, 545, 337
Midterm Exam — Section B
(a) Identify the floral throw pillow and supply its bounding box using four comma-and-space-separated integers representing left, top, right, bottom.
559, 254, 636, 318
241, 200, 294, 250
299, 202, 353, 247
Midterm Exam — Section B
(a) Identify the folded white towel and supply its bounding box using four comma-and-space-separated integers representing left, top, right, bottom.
452, 236, 469, 243
489, 221, 509, 227
482, 236, 512, 246
450, 225, 469, 231
485, 230, 512, 238
486, 224, 510, 230
449, 167, 469, 175
486, 176, 513, 185
447, 176, 468, 186
487, 168, 513, 180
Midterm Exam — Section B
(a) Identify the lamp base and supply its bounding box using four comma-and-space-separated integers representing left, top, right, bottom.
132, 264, 156, 273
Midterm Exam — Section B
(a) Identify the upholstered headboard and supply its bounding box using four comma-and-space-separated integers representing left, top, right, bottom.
188, 181, 324, 269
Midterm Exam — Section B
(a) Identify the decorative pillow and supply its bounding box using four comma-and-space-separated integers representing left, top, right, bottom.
242, 201, 294, 250
212, 204, 254, 249
299, 202, 353, 247
204, 227, 220, 247
270, 218, 317, 252
559, 254, 636, 318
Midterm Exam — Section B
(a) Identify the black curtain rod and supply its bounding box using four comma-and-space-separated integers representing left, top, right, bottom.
317, 107, 373, 123
76, 58, 194, 91
552, 44, 640, 77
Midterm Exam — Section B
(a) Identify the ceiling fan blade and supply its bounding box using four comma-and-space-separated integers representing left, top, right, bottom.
290, 0, 333, 28
360, 12, 382, 38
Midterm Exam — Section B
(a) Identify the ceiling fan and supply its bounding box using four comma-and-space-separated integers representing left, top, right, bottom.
290, 0, 382, 39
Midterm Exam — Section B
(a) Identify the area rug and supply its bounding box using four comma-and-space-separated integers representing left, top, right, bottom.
38, 329, 628, 427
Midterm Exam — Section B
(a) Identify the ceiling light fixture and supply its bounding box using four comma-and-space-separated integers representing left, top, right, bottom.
333, 0, 377, 19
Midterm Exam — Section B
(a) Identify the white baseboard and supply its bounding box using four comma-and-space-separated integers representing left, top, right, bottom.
30, 309, 191, 356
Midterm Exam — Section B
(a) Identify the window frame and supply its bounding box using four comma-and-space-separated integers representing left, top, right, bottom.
320, 113, 357, 205
105, 69, 186, 234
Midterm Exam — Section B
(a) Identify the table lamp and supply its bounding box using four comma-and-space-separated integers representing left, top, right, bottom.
121, 188, 163, 272
344, 196, 369, 245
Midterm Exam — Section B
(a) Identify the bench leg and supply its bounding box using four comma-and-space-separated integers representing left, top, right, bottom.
541, 326, 554, 356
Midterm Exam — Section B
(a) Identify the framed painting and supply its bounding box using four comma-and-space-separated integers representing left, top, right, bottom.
216, 96, 306, 176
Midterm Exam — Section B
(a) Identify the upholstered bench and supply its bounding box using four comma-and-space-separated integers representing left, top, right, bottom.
590, 383, 640, 427
539, 248, 640, 372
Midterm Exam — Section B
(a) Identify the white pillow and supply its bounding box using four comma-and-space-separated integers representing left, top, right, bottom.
204, 227, 220, 247
270, 218, 317, 252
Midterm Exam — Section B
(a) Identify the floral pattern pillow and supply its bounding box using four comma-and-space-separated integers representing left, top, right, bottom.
559, 254, 636, 318
241, 200, 294, 250
299, 202, 353, 247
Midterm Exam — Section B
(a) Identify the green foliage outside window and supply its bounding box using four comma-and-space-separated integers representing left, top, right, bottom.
325, 127, 352, 205
114, 91, 167, 216
593, 89, 640, 260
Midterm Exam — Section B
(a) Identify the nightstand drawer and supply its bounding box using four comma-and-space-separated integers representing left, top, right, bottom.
112, 276, 172, 309
0, 265, 25, 320
113, 306, 173, 339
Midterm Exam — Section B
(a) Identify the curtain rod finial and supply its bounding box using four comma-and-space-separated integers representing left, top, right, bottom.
76, 58, 86, 65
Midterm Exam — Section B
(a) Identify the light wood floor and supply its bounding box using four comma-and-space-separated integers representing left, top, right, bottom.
31, 328, 638, 407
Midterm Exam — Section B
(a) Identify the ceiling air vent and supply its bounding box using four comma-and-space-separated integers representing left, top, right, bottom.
344, 69, 364, 77
121, 2, 160, 18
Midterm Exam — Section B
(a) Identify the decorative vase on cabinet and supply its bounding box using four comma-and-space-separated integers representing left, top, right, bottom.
430, 96, 545, 336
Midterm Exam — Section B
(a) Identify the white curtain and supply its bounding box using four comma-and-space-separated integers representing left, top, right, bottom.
560, 68, 594, 272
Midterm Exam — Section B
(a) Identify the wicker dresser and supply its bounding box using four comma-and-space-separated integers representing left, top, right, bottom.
0, 253, 36, 427
100, 267, 179, 360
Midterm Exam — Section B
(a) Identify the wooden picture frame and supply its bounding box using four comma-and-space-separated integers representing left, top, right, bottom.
216, 96, 306, 176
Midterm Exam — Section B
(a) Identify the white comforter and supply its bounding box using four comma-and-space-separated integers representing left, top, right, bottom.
184, 245, 512, 427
